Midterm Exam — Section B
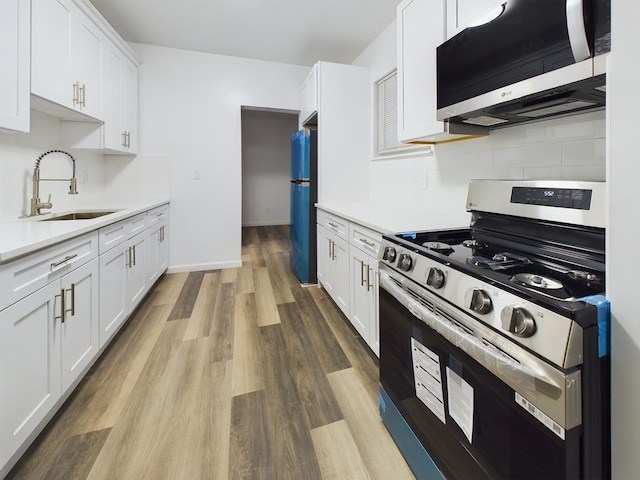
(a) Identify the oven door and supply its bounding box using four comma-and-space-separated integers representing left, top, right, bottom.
379, 266, 583, 480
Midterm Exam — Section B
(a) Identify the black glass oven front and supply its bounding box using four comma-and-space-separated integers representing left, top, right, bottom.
379, 286, 582, 480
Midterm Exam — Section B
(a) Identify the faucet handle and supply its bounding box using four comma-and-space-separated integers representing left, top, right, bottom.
69, 178, 78, 195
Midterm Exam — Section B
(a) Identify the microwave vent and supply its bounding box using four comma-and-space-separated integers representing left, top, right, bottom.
463, 116, 509, 127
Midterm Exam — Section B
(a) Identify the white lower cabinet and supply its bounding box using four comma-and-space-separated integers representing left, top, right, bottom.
349, 247, 379, 356
317, 225, 350, 318
98, 222, 152, 347
317, 209, 382, 356
0, 203, 169, 477
0, 256, 98, 471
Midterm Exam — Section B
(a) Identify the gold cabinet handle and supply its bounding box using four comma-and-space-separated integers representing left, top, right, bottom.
367, 267, 373, 291
122, 131, 127, 148
73, 82, 80, 106
51, 254, 77, 270
81, 84, 86, 107
328, 222, 338, 229
68, 283, 76, 317
133, 244, 136, 266
360, 238, 376, 249
360, 260, 366, 286
55, 288, 66, 323
127, 246, 133, 268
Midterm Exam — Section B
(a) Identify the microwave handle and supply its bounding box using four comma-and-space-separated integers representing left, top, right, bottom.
566, 0, 591, 62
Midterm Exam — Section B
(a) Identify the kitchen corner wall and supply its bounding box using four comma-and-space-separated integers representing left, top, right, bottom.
354, 21, 606, 231
0, 110, 107, 220
130, 42, 308, 272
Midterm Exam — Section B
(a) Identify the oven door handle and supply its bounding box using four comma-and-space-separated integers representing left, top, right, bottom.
380, 268, 564, 393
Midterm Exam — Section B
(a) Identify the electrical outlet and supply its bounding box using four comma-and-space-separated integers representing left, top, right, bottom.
419, 172, 428, 190
193, 170, 201, 180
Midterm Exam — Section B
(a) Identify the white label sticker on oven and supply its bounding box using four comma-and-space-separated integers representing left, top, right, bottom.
515, 393, 566, 440
446, 367, 474, 444
411, 338, 446, 425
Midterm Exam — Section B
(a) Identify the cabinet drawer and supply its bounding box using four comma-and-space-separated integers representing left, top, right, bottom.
146, 204, 169, 227
0, 232, 98, 311
350, 223, 382, 256
99, 213, 146, 253
319, 211, 349, 241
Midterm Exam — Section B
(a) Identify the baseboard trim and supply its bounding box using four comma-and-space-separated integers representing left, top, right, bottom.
167, 260, 242, 274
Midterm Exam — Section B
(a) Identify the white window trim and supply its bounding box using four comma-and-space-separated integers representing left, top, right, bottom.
374, 69, 429, 159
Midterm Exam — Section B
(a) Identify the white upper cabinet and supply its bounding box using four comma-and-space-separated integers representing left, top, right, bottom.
0, 0, 30, 133
103, 44, 139, 153
300, 65, 318, 125
69, 8, 104, 119
32, 0, 104, 120
397, 0, 445, 143
445, 0, 505, 39
397, 0, 486, 143
31, 0, 74, 111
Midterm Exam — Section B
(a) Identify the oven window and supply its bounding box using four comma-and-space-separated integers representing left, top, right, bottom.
379, 287, 581, 480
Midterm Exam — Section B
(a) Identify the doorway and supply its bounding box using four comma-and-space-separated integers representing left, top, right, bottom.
241, 107, 299, 227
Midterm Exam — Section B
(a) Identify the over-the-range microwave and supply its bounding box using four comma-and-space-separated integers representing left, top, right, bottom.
437, 0, 611, 129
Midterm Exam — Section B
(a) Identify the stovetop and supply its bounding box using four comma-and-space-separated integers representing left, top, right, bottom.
392, 228, 605, 303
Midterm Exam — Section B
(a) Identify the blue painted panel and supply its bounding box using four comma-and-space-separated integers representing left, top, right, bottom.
290, 130, 310, 180
290, 183, 310, 282
379, 386, 445, 480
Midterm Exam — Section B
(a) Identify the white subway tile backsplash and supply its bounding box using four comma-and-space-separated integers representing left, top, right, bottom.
493, 143, 562, 168
562, 139, 606, 165
523, 111, 604, 145
371, 111, 607, 228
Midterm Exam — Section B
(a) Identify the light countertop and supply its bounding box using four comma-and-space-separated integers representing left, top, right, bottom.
0, 199, 169, 263
316, 202, 460, 235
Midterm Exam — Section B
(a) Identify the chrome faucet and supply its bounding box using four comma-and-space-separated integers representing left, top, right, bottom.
30, 150, 79, 216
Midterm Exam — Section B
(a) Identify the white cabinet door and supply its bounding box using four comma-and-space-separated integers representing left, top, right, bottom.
157, 222, 169, 275
0, 0, 30, 132
32, 0, 104, 120
349, 247, 371, 340
121, 58, 138, 153
60, 258, 99, 392
300, 65, 318, 125
331, 235, 350, 318
127, 232, 146, 311
31, 0, 73, 109
317, 225, 328, 286
98, 241, 128, 347
103, 45, 138, 153
145, 221, 168, 287
103, 45, 124, 150
318, 227, 349, 317
397, 0, 445, 143
0, 282, 61, 469
70, 11, 103, 119
349, 247, 379, 356
446, 0, 505, 39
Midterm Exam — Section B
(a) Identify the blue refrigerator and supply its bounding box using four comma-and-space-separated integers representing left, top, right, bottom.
290, 129, 318, 284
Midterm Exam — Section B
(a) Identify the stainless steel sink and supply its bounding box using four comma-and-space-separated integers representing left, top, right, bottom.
39, 210, 119, 221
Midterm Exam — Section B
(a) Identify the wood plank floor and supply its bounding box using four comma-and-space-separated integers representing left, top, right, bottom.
6, 225, 415, 480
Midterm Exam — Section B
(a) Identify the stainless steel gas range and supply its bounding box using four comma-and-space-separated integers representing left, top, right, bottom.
378, 180, 610, 480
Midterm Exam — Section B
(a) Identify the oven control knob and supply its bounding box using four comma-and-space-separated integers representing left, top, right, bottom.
426, 268, 445, 289
397, 253, 413, 271
501, 306, 536, 337
465, 288, 492, 314
382, 246, 397, 263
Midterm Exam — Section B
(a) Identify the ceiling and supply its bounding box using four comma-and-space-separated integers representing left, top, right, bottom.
89, 0, 401, 67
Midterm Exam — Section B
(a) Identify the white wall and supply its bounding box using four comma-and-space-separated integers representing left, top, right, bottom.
130, 43, 309, 272
241, 109, 298, 227
0, 110, 106, 220
353, 21, 605, 230
609, 2, 640, 478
